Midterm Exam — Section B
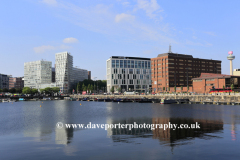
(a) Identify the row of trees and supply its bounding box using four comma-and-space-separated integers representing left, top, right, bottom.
75, 79, 106, 93
0, 88, 23, 93
0, 87, 60, 95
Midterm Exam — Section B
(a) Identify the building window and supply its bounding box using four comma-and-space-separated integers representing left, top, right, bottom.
137, 69, 140, 74
116, 60, 119, 68
131, 61, 134, 68
112, 60, 115, 68
128, 60, 130, 68
143, 69, 146, 74
129, 69, 133, 74
135, 61, 138, 68
138, 61, 141, 68
193, 79, 202, 82
142, 61, 144, 69
124, 60, 127, 68
206, 79, 215, 81
120, 60, 123, 68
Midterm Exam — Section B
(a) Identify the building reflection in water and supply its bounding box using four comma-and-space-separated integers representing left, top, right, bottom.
54, 101, 74, 145
107, 117, 223, 147
152, 117, 223, 146
22, 101, 75, 145
230, 110, 237, 141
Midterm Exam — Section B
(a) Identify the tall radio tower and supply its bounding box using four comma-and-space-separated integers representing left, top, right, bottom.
227, 51, 235, 75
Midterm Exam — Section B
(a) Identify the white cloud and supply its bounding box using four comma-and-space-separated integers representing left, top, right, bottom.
39, 1, 176, 44
203, 31, 216, 36
136, 0, 162, 19
41, 0, 57, 6
63, 37, 78, 43
34, 45, 55, 53
34, 44, 72, 53
115, 13, 135, 23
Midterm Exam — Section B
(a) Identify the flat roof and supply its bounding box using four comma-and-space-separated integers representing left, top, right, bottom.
192, 73, 240, 80
155, 52, 221, 62
110, 56, 151, 60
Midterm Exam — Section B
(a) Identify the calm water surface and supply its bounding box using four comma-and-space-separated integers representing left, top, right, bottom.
0, 101, 240, 160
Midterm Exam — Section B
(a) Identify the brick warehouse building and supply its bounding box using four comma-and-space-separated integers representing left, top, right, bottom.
9, 77, 24, 89
192, 73, 240, 93
151, 49, 222, 93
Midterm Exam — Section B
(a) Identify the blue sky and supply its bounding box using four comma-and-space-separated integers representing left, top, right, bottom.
0, 0, 240, 79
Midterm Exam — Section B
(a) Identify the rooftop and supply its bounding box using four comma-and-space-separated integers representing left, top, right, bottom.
110, 56, 151, 60
192, 73, 240, 80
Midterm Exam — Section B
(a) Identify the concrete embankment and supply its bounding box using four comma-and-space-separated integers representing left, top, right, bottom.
70, 94, 240, 103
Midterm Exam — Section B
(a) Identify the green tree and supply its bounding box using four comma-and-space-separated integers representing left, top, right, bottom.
87, 84, 91, 91
0, 89, 2, 92
223, 85, 225, 90
82, 84, 85, 91
40, 89, 45, 94
181, 86, 183, 92
44, 87, 53, 94
174, 86, 176, 92
163, 87, 165, 91
32, 89, 38, 95
90, 84, 93, 93
110, 86, 114, 93
52, 87, 60, 93
77, 83, 81, 93
231, 84, 234, 91
22, 87, 32, 94
9, 88, 16, 93
168, 87, 170, 92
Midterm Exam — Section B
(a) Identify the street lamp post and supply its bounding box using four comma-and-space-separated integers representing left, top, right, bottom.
186, 68, 189, 93
93, 77, 97, 94
174, 72, 176, 93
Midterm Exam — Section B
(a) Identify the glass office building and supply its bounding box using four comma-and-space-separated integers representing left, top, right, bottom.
106, 56, 151, 93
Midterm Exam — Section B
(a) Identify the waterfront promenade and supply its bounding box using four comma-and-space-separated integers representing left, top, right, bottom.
71, 94, 240, 104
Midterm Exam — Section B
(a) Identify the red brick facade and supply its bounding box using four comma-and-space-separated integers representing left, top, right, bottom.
151, 53, 221, 93
192, 73, 240, 93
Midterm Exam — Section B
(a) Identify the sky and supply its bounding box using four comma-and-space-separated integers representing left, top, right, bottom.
0, 0, 240, 80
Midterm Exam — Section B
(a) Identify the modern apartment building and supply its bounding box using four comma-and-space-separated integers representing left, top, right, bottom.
0, 73, 11, 90
55, 52, 73, 93
9, 77, 24, 89
106, 56, 151, 93
23, 52, 89, 93
24, 60, 52, 88
151, 49, 222, 93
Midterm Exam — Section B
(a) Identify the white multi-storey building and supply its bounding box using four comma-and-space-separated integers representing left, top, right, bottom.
106, 56, 151, 93
23, 52, 89, 93
24, 60, 52, 88
55, 52, 73, 93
